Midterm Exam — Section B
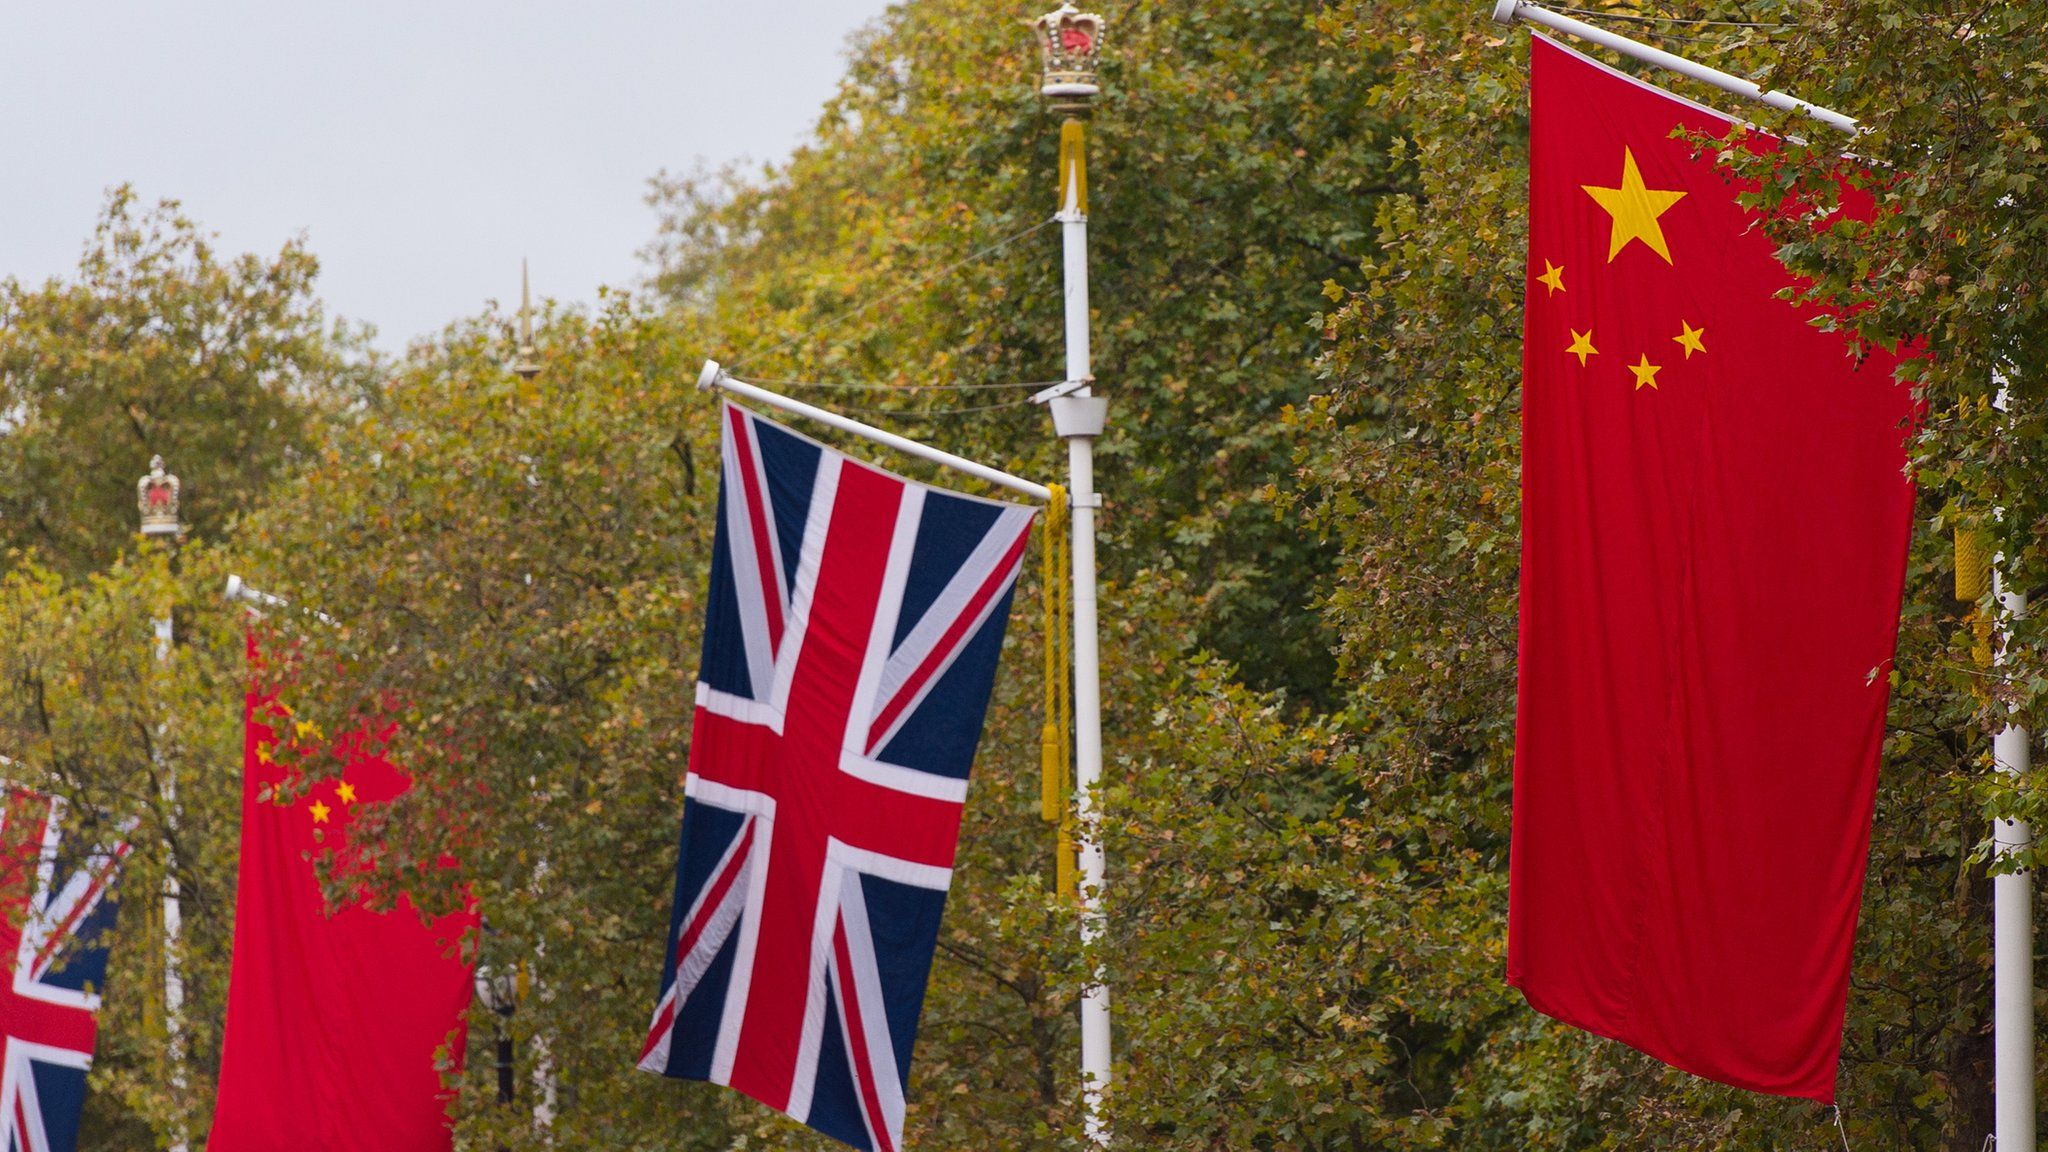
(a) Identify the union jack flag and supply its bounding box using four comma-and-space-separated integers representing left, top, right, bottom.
639, 403, 1037, 1151
0, 786, 130, 1152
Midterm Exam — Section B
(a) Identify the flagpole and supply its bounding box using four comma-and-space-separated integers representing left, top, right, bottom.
137, 457, 190, 1152
1490, 1, 1858, 133
1991, 369, 2033, 1151
1490, 7, 2032, 1147
697, 363, 1055, 503
1034, 5, 1113, 1145
1994, 578, 2033, 1152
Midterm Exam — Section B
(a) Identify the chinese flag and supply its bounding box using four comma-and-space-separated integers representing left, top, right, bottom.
1508, 36, 1916, 1101
209, 644, 476, 1151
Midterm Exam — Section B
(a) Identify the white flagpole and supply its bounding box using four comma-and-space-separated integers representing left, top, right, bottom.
1034, 5, 1112, 1145
1991, 372, 2034, 1151
1995, 576, 2034, 1151
1489, 8, 2033, 1147
137, 457, 189, 1152
1490, 1, 1858, 133
697, 362, 1054, 504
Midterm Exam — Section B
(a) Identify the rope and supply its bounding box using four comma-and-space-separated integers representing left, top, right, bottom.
739, 216, 1059, 373
1832, 1105, 1853, 1152
1039, 485, 1076, 898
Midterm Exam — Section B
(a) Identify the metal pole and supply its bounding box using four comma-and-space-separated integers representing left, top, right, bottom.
1995, 573, 2034, 1151
138, 457, 189, 1152
1035, 5, 1111, 1144
697, 363, 1055, 504
1489, 0, 1859, 135
154, 610, 187, 1152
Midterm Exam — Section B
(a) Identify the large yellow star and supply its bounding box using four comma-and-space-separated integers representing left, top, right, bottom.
309, 800, 332, 824
1536, 259, 1566, 295
1627, 354, 1663, 391
1673, 320, 1706, 359
1583, 148, 1687, 264
1565, 329, 1597, 366
336, 780, 358, 805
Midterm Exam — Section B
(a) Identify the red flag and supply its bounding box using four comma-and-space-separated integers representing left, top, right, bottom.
209, 645, 476, 1151
1508, 36, 1916, 1101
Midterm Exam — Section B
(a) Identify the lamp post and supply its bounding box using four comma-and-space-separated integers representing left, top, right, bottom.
473, 960, 519, 1106
1034, 5, 1112, 1146
137, 455, 189, 1152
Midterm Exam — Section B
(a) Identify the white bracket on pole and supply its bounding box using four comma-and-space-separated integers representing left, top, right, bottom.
1032, 378, 1109, 439
1490, 0, 1860, 136
1048, 395, 1108, 440
1031, 378, 1092, 404
696, 360, 1056, 504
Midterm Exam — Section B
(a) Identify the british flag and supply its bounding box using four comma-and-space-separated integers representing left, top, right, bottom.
639, 403, 1037, 1151
0, 786, 130, 1152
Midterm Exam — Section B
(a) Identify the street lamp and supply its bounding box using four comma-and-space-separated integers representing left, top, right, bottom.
473, 960, 520, 1105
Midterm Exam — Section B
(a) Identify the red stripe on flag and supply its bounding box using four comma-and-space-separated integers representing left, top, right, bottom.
866, 526, 1030, 754
728, 406, 786, 652
31, 847, 127, 979
638, 999, 678, 1066
674, 820, 755, 964
833, 919, 895, 1152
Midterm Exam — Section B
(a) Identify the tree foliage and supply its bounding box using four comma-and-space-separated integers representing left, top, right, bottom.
0, 187, 362, 575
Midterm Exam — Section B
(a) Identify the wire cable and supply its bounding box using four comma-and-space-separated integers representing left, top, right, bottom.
1551, 6, 1794, 28
824, 398, 1038, 420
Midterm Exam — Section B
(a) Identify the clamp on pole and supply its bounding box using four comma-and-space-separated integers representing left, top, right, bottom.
1031, 378, 1093, 404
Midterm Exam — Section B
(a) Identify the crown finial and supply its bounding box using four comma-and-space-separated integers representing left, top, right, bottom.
138, 455, 182, 538
511, 258, 541, 380
1035, 3, 1104, 115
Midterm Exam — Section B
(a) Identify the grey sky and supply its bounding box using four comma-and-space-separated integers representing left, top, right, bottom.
0, 1, 896, 351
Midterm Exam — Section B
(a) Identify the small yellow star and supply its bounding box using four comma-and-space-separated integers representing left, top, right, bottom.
1673, 320, 1706, 359
1583, 147, 1688, 264
255, 743, 274, 765
1536, 260, 1566, 295
295, 719, 323, 743
336, 781, 357, 805
1566, 329, 1598, 366
309, 800, 332, 824
1627, 354, 1664, 391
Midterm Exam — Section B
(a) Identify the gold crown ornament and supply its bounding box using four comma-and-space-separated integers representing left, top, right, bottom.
1035, 3, 1104, 114
138, 455, 182, 538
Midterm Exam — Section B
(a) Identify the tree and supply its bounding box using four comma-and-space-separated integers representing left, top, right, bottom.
0, 186, 364, 576
0, 544, 252, 1147
0, 188, 367, 1147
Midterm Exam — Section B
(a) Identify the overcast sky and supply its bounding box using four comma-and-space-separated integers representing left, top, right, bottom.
0, 1, 896, 352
